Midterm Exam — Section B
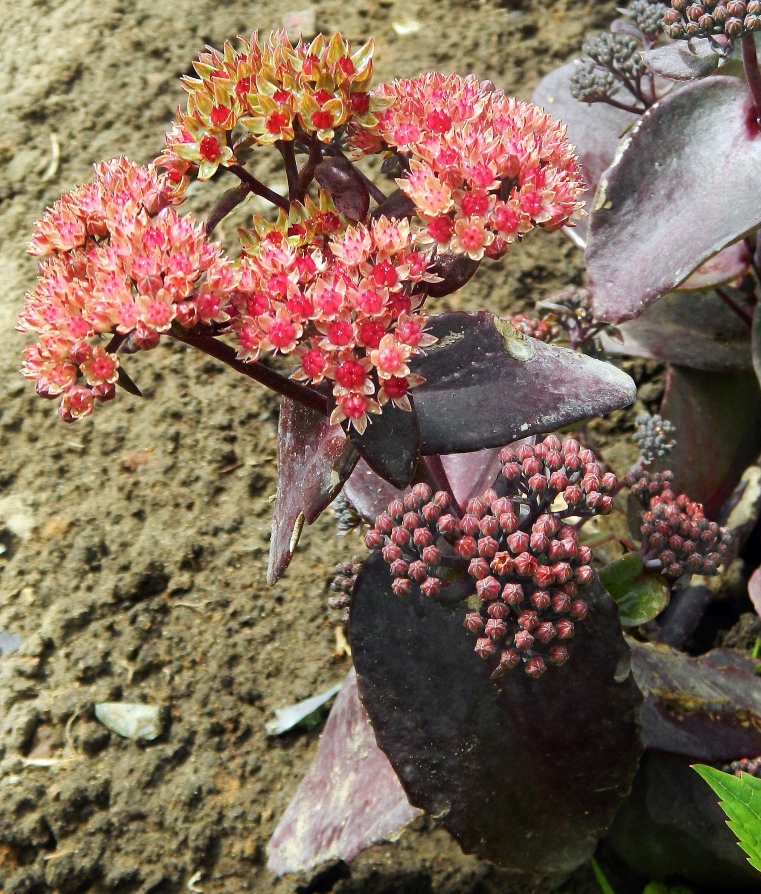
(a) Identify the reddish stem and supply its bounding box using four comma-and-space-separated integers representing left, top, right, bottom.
169, 326, 329, 416
716, 285, 753, 327
742, 33, 761, 125
227, 165, 289, 212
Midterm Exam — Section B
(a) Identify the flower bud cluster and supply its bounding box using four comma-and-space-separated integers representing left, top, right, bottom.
157, 31, 384, 183
724, 756, 761, 778
351, 72, 584, 262
366, 437, 615, 679
626, 470, 732, 580
328, 555, 363, 617
663, 0, 761, 39
570, 60, 618, 103
633, 413, 676, 465
627, 0, 670, 38
508, 313, 560, 343
582, 33, 647, 80
18, 158, 236, 421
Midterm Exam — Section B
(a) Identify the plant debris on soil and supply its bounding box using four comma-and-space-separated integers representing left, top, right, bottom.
0, 1, 681, 892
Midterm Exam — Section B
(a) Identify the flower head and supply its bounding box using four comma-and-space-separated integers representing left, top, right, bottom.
20, 158, 237, 421
350, 72, 585, 261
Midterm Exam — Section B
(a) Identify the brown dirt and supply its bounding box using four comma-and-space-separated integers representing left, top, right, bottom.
0, 2, 643, 892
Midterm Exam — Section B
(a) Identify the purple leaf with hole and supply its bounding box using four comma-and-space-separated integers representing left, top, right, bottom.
748, 566, 761, 616
631, 643, 761, 760
410, 312, 636, 455
267, 669, 421, 875
599, 288, 752, 372
350, 553, 643, 873
314, 157, 370, 222
655, 366, 761, 517
267, 398, 359, 584
532, 61, 637, 244
587, 77, 761, 324
346, 398, 420, 490
642, 38, 725, 81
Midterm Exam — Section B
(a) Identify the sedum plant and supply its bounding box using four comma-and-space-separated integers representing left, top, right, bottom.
18, 15, 761, 891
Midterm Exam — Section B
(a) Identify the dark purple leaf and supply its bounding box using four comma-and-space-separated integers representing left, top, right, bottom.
411, 312, 636, 455
531, 62, 637, 244
631, 643, 761, 760
346, 398, 420, 490
642, 38, 724, 81
606, 751, 761, 889
343, 449, 503, 526
599, 288, 752, 372
267, 399, 359, 584
267, 669, 421, 875
675, 241, 751, 291
370, 187, 415, 221
657, 584, 713, 650
656, 366, 761, 517
314, 157, 370, 222
587, 77, 761, 324
350, 553, 643, 873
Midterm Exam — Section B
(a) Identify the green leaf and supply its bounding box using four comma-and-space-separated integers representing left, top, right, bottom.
642, 883, 694, 894
693, 765, 761, 873
599, 554, 670, 626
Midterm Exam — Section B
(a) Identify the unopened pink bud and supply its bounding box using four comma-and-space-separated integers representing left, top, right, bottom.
499, 648, 521, 669
481, 488, 498, 505
514, 629, 535, 650
491, 497, 513, 516
556, 618, 575, 639
563, 438, 580, 454
437, 514, 460, 537
464, 611, 484, 632
551, 591, 571, 613
477, 576, 501, 600
479, 515, 499, 537
528, 473, 547, 493
475, 637, 496, 658
530, 532, 549, 553
365, 529, 383, 549
533, 564, 555, 588
404, 492, 422, 511
460, 514, 481, 536
523, 457, 543, 476
456, 536, 478, 559
382, 543, 402, 563
388, 499, 404, 519
549, 470, 568, 490
375, 513, 394, 533
469, 557, 490, 580
515, 445, 534, 461
391, 526, 411, 546
413, 527, 433, 548
576, 565, 593, 584
570, 599, 588, 620
390, 558, 409, 577
546, 449, 564, 472
577, 545, 592, 564
552, 562, 573, 583
392, 578, 411, 596
507, 531, 529, 554
466, 497, 486, 517
422, 502, 442, 522
502, 462, 521, 481
564, 453, 582, 472
499, 512, 519, 534
564, 485, 583, 505
433, 491, 451, 508
514, 552, 538, 577
485, 618, 507, 639
478, 536, 499, 558
586, 491, 603, 509
412, 483, 433, 502
533, 514, 559, 536
420, 576, 442, 597
409, 560, 427, 581
534, 621, 557, 643
548, 645, 569, 666
530, 590, 551, 610
579, 449, 595, 463
601, 472, 618, 492
487, 601, 508, 619
502, 582, 524, 604
518, 609, 538, 631
421, 545, 441, 564
403, 511, 421, 529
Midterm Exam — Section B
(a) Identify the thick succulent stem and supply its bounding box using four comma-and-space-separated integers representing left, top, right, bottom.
169, 326, 329, 415
227, 164, 290, 212
742, 33, 761, 125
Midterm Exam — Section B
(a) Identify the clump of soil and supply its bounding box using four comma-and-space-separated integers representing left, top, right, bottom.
0, 1, 644, 892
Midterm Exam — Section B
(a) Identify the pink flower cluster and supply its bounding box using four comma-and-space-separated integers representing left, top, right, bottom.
157, 31, 386, 182
351, 72, 585, 261
230, 207, 437, 432
19, 158, 236, 421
